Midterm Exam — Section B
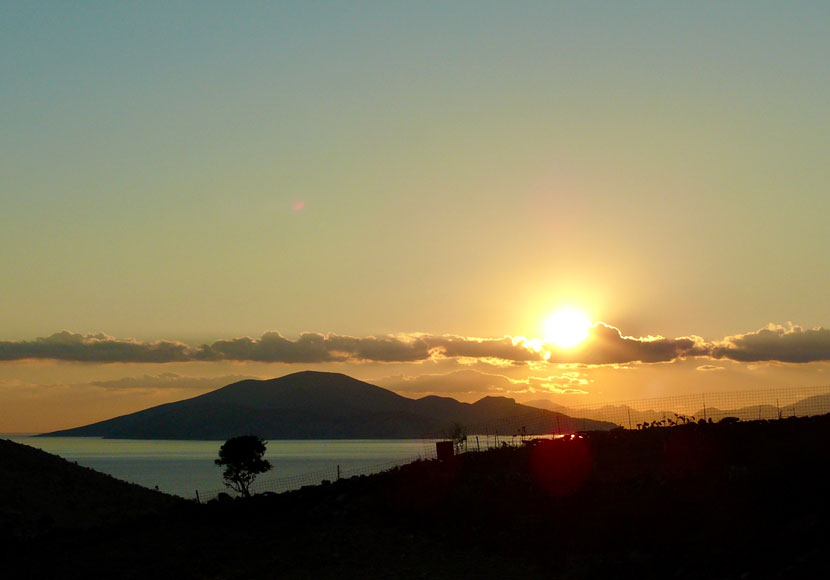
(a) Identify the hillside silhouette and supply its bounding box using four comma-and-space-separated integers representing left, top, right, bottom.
0, 438, 179, 541
9, 415, 830, 578
41, 370, 616, 439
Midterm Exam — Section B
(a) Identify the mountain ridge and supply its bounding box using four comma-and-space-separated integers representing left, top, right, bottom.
41, 371, 617, 439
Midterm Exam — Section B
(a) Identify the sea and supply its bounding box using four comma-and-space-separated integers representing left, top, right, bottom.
5, 435, 434, 500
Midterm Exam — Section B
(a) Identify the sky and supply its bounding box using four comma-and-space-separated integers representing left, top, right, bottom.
2, 1, 829, 432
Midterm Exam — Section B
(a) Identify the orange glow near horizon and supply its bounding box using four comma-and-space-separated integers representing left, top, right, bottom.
544, 309, 592, 349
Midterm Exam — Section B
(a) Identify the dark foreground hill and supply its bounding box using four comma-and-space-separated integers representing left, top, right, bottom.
42, 370, 616, 439
0, 438, 180, 540
10, 416, 830, 579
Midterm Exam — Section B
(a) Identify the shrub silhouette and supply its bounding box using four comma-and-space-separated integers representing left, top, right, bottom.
215, 435, 272, 497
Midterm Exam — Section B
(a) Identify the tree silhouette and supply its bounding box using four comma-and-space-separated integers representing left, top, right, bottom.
215, 435, 272, 497
445, 422, 467, 453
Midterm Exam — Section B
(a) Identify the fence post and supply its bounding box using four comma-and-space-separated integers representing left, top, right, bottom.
195, 490, 200, 504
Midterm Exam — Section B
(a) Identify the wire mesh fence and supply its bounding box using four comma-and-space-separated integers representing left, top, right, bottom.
196, 384, 830, 502
547, 384, 830, 428
198, 446, 439, 502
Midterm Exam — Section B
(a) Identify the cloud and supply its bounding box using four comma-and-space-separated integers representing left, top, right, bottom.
4, 323, 830, 366
545, 323, 707, 365
0, 331, 194, 363
384, 369, 514, 395
0, 374, 257, 394
203, 332, 431, 363
0, 331, 433, 365
422, 335, 544, 362
88, 373, 257, 390
0, 331, 530, 365
696, 365, 725, 372
709, 324, 830, 363
524, 373, 591, 395
380, 369, 590, 397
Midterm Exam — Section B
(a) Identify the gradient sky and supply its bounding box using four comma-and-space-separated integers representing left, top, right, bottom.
2, 2, 829, 431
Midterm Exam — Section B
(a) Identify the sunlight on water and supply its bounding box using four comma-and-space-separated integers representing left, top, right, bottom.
5, 436, 429, 499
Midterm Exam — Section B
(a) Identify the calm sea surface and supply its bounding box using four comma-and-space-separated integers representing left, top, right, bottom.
5, 436, 432, 499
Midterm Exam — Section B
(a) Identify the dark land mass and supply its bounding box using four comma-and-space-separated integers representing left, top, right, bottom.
697, 394, 830, 422
40, 370, 616, 439
7, 415, 830, 578
0, 438, 180, 540
526, 393, 830, 426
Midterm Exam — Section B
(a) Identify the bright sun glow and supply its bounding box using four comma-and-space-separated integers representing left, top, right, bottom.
544, 309, 592, 349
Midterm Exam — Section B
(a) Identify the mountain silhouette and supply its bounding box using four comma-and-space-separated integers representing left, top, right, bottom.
524, 399, 686, 426
41, 371, 616, 439
526, 391, 830, 426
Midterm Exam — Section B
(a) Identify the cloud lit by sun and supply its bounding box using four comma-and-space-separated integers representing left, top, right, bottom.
543, 309, 592, 349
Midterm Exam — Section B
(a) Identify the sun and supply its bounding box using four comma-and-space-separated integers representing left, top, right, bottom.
544, 309, 592, 349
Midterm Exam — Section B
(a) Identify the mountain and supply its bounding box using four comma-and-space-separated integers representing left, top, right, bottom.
523, 399, 571, 413
527, 392, 830, 426
524, 399, 684, 427
693, 405, 781, 422
41, 371, 617, 439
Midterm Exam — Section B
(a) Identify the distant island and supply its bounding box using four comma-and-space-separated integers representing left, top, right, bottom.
40, 371, 617, 439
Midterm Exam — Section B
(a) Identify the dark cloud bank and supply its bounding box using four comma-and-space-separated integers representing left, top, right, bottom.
1, 324, 828, 366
